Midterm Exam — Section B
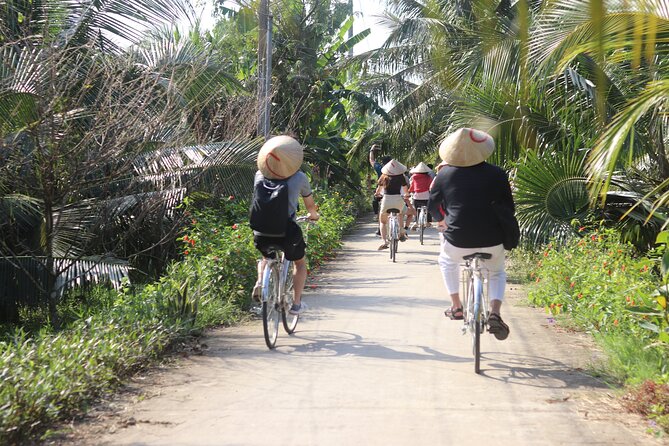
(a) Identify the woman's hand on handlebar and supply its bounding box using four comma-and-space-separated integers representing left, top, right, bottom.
308, 212, 320, 222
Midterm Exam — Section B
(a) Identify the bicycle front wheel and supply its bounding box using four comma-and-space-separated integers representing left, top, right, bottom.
474, 313, 482, 374
262, 265, 281, 349
473, 279, 484, 373
281, 265, 299, 334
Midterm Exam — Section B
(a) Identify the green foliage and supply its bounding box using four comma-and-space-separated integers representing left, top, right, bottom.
0, 190, 361, 443
506, 247, 540, 284
0, 291, 177, 443
528, 224, 669, 383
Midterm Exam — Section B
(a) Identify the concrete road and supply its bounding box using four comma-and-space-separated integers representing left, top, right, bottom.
75, 221, 665, 446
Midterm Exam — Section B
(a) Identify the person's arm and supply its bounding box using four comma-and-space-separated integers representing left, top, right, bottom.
302, 194, 320, 221
369, 149, 376, 168
428, 175, 445, 223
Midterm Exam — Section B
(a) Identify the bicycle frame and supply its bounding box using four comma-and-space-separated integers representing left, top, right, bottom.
387, 210, 400, 262
460, 254, 490, 373
258, 216, 313, 349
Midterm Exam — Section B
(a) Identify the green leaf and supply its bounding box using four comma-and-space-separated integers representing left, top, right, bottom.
662, 250, 669, 279
656, 231, 669, 245
639, 321, 660, 333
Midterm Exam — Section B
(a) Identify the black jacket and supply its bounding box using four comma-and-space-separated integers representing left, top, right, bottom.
428, 162, 515, 248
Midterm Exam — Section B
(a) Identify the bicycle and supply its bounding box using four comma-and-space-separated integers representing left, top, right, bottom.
460, 252, 492, 374
417, 205, 428, 245
258, 216, 312, 349
386, 208, 401, 262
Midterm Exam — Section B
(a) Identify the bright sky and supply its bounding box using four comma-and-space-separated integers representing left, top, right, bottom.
192, 1, 390, 53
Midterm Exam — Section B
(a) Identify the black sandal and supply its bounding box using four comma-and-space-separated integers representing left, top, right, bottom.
487, 313, 509, 340
444, 307, 464, 320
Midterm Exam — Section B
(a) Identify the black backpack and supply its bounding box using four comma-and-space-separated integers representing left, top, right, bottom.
249, 178, 290, 235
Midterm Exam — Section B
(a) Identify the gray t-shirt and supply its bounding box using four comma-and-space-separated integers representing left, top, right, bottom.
254, 170, 312, 220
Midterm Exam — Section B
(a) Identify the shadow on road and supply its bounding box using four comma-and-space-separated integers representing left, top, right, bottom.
479, 352, 609, 390
278, 330, 471, 363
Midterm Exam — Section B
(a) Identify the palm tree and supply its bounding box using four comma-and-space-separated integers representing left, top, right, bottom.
360, 0, 669, 248
0, 0, 257, 324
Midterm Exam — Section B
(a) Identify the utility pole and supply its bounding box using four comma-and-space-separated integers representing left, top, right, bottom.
257, 0, 270, 138
348, 0, 354, 57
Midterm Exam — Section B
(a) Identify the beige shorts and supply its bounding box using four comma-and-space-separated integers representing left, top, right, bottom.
380, 194, 406, 215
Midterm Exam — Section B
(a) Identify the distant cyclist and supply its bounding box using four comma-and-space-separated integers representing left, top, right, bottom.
250, 135, 319, 315
375, 159, 413, 250
428, 128, 514, 340
369, 144, 391, 224
408, 162, 433, 230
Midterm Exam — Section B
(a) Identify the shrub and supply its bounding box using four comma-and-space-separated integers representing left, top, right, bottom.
0, 190, 361, 443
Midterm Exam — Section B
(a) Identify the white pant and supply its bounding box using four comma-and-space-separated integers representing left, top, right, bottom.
438, 233, 506, 301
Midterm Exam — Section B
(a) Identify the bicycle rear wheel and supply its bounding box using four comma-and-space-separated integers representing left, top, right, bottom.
262, 265, 281, 349
281, 264, 299, 334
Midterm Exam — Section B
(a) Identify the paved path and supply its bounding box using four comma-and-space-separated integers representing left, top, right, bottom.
68, 221, 665, 445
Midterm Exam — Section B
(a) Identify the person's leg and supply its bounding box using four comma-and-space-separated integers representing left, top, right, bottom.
378, 212, 389, 248
284, 222, 309, 314
484, 244, 506, 314
292, 257, 307, 305
437, 234, 463, 314
481, 244, 509, 339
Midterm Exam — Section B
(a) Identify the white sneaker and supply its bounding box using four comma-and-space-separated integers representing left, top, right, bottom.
289, 302, 308, 315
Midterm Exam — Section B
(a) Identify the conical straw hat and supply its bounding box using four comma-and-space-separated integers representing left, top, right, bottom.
257, 135, 304, 180
381, 159, 407, 176
438, 128, 494, 167
410, 162, 432, 174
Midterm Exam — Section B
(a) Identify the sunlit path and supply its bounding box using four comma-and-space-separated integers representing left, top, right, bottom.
68, 220, 662, 446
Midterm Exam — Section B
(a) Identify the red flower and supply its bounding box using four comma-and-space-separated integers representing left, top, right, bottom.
570, 282, 575, 288
577, 293, 583, 299
228, 195, 235, 200
190, 239, 196, 246
591, 235, 597, 241
184, 250, 189, 255
183, 235, 189, 241
310, 284, 317, 289
232, 224, 238, 230
613, 319, 619, 326
578, 226, 585, 232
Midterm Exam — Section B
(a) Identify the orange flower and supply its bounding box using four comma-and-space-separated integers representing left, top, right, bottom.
228, 195, 235, 200
613, 319, 619, 326
570, 282, 575, 288
621, 264, 626, 271
232, 224, 238, 230
578, 226, 585, 232
184, 250, 189, 255
577, 293, 583, 299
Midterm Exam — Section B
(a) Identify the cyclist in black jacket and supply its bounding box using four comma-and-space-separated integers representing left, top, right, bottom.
428, 128, 514, 340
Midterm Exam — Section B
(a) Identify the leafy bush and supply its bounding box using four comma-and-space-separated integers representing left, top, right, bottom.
528, 224, 668, 383
0, 291, 178, 442
528, 226, 656, 336
0, 190, 361, 443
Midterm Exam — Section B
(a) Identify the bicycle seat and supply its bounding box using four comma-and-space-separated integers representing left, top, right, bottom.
386, 208, 401, 214
463, 252, 492, 261
264, 244, 284, 256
